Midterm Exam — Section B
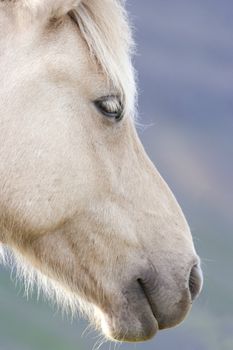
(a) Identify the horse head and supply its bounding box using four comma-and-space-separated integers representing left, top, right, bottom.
0, 0, 203, 342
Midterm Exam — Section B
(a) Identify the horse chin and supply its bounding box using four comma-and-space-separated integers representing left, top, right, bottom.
100, 312, 159, 343
93, 300, 159, 343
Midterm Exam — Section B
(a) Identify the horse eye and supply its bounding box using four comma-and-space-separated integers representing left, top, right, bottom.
94, 96, 124, 122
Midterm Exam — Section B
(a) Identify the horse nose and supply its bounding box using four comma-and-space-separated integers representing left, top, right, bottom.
112, 262, 203, 341
130, 262, 203, 331
189, 264, 203, 301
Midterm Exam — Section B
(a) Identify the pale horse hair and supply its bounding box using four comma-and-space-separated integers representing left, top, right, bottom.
0, 0, 137, 327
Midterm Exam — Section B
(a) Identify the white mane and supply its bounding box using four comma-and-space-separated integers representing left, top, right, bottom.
72, 1, 137, 115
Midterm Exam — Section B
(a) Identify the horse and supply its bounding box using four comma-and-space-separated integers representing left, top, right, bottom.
0, 0, 203, 343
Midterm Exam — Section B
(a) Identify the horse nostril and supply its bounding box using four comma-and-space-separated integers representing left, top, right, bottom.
189, 264, 203, 301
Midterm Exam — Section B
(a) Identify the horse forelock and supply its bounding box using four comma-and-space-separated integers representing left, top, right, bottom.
70, 0, 137, 117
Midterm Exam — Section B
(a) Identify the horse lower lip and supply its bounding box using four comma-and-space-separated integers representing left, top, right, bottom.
137, 279, 159, 324
108, 313, 159, 343
104, 282, 160, 342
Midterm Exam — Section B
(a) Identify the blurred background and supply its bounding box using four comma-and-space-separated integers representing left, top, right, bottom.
0, 0, 232, 349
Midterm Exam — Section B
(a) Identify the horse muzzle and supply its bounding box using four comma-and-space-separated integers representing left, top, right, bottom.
101, 260, 203, 342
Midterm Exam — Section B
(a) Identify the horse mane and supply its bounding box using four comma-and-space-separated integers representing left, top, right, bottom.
71, 1, 137, 116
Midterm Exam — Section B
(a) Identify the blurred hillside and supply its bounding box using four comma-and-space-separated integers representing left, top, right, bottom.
0, 1, 232, 350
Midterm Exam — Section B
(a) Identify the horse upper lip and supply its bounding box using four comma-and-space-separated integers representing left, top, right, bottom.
136, 276, 193, 331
